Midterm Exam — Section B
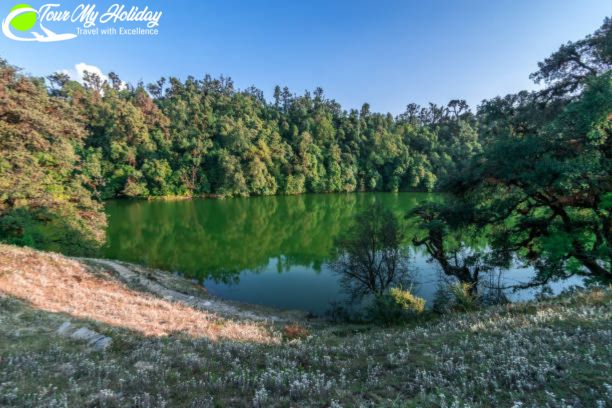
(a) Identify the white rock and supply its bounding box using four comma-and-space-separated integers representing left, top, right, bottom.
69, 327, 112, 351
71, 327, 100, 342
57, 321, 72, 335
90, 335, 112, 352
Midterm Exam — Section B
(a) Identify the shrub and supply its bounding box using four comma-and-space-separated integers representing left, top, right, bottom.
449, 282, 479, 312
366, 287, 426, 325
282, 324, 309, 340
366, 293, 404, 324
325, 301, 356, 322
389, 287, 426, 314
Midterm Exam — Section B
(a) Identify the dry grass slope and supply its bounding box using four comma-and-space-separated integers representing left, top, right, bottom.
0, 244, 276, 343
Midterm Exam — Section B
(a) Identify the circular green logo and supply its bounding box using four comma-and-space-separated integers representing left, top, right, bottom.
9, 4, 37, 32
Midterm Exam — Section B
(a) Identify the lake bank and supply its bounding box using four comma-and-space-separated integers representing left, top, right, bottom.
114, 188, 439, 202
0, 244, 609, 407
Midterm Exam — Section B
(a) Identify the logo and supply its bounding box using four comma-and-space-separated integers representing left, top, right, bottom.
3, 3, 77, 41
2, 3, 162, 42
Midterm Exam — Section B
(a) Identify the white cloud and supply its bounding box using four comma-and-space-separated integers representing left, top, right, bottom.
59, 62, 126, 90
60, 62, 108, 84
75, 62, 109, 83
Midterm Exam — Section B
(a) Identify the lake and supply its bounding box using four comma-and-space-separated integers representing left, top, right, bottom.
103, 193, 582, 314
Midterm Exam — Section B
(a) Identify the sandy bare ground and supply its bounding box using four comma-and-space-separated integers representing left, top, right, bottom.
0, 244, 278, 343
82, 257, 292, 322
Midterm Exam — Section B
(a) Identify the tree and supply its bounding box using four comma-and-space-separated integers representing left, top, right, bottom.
464, 75, 611, 284
0, 61, 105, 255
450, 19, 611, 284
331, 203, 410, 300
45, 66, 481, 201
409, 201, 509, 294
530, 17, 611, 99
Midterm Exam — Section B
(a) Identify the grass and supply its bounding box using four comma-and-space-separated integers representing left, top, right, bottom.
0, 244, 610, 407
0, 244, 275, 342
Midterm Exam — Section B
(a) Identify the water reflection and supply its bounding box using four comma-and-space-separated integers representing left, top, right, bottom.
103, 193, 581, 314
105, 193, 434, 279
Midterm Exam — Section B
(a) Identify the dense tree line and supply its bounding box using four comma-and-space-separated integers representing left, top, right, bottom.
47, 71, 479, 200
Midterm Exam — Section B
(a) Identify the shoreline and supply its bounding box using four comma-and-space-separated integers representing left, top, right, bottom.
0, 243, 609, 407
110, 189, 439, 202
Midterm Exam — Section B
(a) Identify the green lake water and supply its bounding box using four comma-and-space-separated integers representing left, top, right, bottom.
103, 193, 581, 314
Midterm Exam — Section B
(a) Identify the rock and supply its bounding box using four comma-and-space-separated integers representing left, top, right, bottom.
71, 327, 101, 342
58, 324, 112, 351
56, 321, 72, 335
89, 335, 112, 352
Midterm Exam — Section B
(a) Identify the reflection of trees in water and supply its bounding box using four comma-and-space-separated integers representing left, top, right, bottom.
104, 193, 437, 283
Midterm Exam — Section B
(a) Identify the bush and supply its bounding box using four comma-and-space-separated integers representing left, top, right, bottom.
432, 282, 480, 314
366, 287, 426, 325
325, 301, 356, 322
449, 282, 479, 312
282, 324, 309, 340
389, 287, 426, 313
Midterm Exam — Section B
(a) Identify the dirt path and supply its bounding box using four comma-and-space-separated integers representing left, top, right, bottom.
82, 258, 297, 323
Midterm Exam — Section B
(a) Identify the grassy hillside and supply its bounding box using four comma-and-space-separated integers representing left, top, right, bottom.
0, 244, 610, 407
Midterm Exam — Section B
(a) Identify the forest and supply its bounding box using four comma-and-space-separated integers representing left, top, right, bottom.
0, 18, 610, 290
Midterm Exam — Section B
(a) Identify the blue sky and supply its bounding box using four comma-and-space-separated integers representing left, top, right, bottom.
1, 0, 610, 114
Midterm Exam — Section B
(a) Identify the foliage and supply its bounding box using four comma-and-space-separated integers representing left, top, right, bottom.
530, 17, 611, 98
432, 281, 483, 314
365, 286, 426, 325
465, 73, 611, 284
0, 61, 105, 255
46, 64, 482, 199
432, 283, 454, 314
366, 293, 407, 325
408, 18, 612, 287
389, 286, 426, 314
408, 200, 508, 293
469, 28, 611, 284
281, 324, 310, 340
448, 282, 479, 312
